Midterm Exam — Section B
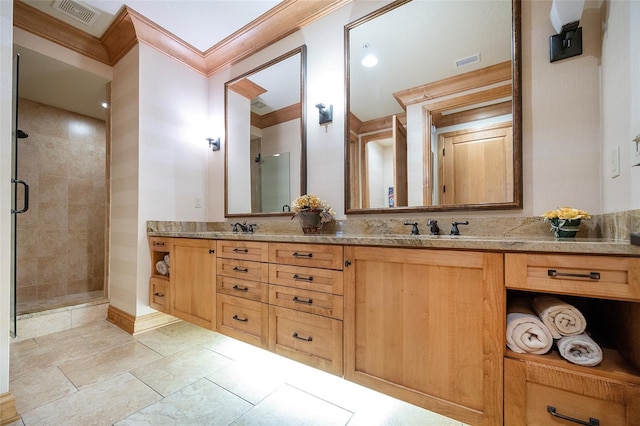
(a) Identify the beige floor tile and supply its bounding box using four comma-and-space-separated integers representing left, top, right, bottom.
115, 378, 253, 426
347, 392, 465, 426
231, 384, 353, 426
206, 357, 288, 404
135, 321, 226, 356
10, 366, 78, 413
19, 372, 162, 426
59, 341, 163, 388
284, 361, 381, 413
131, 345, 234, 397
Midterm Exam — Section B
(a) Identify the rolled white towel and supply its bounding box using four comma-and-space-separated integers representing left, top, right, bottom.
557, 333, 603, 366
506, 298, 553, 354
164, 254, 170, 267
532, 296, 587, 339
156, 260, 169, 276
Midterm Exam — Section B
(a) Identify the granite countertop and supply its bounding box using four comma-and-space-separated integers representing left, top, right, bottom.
147, 230, 640, 256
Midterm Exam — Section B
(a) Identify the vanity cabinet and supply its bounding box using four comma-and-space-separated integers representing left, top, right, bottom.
216, 240, 269, 348
170, 238, 216, 329
343, 246, 504, 425
268, 243, 345, 375
148, 237, 172, 312
504, 253, 640, 425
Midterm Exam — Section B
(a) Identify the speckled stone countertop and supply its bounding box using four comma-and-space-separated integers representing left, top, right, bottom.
147, 212, 640, 256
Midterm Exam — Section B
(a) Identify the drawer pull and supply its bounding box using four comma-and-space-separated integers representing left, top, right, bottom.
292, 332, 313, 342
547, 270, 601, 280
293, 296, 313, 305
232, 285, 249, 292
547, 406, 599, 426
293, 274, 313, 282
232, 315, 248, 322
233, 267, 249, 273
292, 252, 313, 258
233, 248, 249, 253
153, 241, 165, 247
153, 292, 164, 298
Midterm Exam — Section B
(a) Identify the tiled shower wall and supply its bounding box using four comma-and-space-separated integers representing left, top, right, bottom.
16, 98, 106, 305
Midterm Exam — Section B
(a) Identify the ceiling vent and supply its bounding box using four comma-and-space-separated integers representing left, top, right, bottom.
52, 0, 101, 26
455, 53, 481, 69
251, 98, 268, 110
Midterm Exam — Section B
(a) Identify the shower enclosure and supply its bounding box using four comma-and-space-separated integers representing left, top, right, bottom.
10, 48, 109, 335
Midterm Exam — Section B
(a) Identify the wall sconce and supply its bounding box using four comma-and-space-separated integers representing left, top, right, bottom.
549, 0, 585, 63
207, 137, 220, 151
315, 103, 333, 125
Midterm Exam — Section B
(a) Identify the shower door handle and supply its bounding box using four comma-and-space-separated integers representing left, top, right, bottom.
11, 178, 29, 214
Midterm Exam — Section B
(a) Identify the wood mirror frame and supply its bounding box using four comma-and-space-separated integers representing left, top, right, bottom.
344, 0, 521, 214
225, 46, 307, 217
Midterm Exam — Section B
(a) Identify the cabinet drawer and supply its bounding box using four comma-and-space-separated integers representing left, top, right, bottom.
217, 258, 269, 282
504, 358, 640, 425
216, 294, 268, 348
269, 284, 343, 319
149, 237, 172, 251
217, 275, 268, 303
217, 240, 269, 262
149, 277, 169, 311
269, 264, 343, 295
505, 253, 640, 301
268, 306, 343, 375
269, 243, 343, 270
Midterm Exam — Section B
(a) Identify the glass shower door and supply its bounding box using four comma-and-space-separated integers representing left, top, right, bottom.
11, 53, 29, 337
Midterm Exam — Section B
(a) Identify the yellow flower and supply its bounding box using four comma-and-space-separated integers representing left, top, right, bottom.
542, 206, 590, 221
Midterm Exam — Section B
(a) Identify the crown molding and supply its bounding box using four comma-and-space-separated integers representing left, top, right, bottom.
13, 0, 110, 64
14, 0, 351, 75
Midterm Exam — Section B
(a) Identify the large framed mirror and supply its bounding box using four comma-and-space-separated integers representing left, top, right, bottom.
345, 0, 521, 213
225, 45, 307, 217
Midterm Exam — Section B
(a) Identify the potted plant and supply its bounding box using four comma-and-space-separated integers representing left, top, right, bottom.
291, 194, 335, 234
542, 206, 590, 238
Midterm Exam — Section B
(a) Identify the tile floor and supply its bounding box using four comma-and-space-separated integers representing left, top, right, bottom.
9, 319, 466, 425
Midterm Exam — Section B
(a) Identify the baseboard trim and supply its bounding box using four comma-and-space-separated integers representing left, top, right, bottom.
107, 305, 180, 335
0, 392, 20, 426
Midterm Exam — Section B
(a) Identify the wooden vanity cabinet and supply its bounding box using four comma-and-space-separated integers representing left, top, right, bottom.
149, 237, 172, 312
343, 246, 504, 425
268, 243, 345, 375
504, 253, 640, 425
216, 240, 269, 348
170, 238, 216, 329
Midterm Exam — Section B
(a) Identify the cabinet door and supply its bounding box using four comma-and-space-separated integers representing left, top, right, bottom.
343, 246, 504, 426
171, 239, 216, 329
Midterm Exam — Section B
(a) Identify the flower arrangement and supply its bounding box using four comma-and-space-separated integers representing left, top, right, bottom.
542, 206, 590, 238
291, 194, 335, 223
542, 206, 591, 221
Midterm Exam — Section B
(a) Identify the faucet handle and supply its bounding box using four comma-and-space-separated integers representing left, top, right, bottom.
247, 223, 257, 233
450, 221, 469, 235
231, 223, 239, 233
403, 222, 420, 235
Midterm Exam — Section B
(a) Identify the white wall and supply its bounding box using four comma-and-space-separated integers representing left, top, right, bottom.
0, 0, 13, 395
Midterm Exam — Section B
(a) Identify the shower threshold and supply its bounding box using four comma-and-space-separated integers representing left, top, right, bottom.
16, 290, 107, 316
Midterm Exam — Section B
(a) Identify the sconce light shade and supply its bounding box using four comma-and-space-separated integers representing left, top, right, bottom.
549, 0, 585, 63
315, 103, 333, 125
207, 137, 220, 151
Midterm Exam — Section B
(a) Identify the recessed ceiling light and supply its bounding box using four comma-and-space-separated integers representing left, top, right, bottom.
361, 43, 378, 68
362, 54, 379, 68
